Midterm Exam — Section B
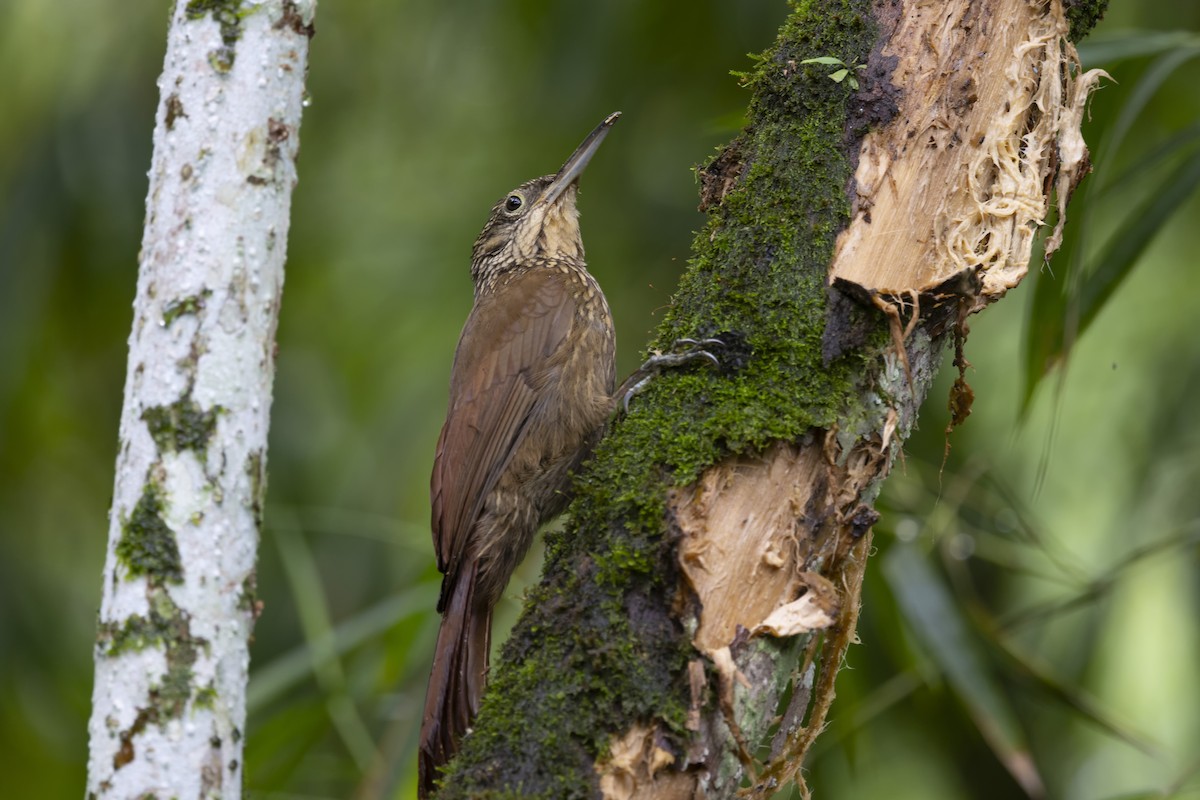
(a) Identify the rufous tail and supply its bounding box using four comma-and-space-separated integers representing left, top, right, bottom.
418, 561, 491, 798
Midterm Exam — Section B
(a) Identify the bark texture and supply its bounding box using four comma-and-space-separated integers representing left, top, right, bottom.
86, 2, 314, 798
433, 1, 1107, 798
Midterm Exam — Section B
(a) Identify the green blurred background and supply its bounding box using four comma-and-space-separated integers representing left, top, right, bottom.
2, 1, 1198, 798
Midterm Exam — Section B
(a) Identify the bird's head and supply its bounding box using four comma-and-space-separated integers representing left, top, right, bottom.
471, 112, 620, 290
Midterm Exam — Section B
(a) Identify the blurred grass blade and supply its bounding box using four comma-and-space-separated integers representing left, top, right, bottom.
270, 502, 432, 548
1075, 148, 1200, 336
1167, 752, 1200, 796
807, 671, 926, 762
1022, 45, 1200, 410
1093, 46, 1200, 183
1077, 30, 1200, 67
273, 517, 379, 772
248, 582, 437, 713
244, 700, 333, 791
1021, 238, 1070, 414
1022, 140, 1200, 411
1001, 523, 1200, 631
998, 576, 1114, 632
986, 627, 1160, 757
883, 545, 1045, 797
1098, 122, 1200, 198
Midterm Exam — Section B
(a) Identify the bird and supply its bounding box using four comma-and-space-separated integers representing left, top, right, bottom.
418, 112, 621, 798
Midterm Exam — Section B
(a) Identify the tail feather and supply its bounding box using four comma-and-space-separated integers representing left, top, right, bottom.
418, 563, 491, 798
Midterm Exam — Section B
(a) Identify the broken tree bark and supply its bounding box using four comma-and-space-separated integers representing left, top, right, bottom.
85, 2, 314, 798
433, 0, 1107, 797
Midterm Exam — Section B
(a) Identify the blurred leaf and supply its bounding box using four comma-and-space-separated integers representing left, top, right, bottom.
1021, 233, 1072, 414
705, 109, 750, 135
1000, 523, 1200, 631
1100, 122, 1200, 197
248, 582, 436, 713
1094, 46, 1200, 180
1023, 145, 1200, 409
1077, 30, 1200, 67
245, 697, 331, 792
1099, 784, 1200, 800
988, 627, 1160, 758
274, 519, 379, 773
270, 502, 431, 548
799, 56, 845, 66
1076, 149, 1200, 329
807, 670, 926, 760
1022, 44, 1200, 411
1165, 754, 1200, 797
883, 544, 1045, 797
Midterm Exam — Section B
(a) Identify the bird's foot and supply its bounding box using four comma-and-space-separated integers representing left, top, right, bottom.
618, 338, 723, 413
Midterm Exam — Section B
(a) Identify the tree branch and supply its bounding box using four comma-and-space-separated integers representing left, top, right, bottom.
85, 2, 314, 798
435, 0, 1107, 797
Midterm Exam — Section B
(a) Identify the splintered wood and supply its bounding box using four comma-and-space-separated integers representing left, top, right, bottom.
596, 441, 856, 800
830, 0, 1107, 310
673, 444, 838, 656
596, 725, 689, 800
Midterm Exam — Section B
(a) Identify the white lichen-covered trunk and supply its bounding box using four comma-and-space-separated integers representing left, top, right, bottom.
86, 2, 314, 797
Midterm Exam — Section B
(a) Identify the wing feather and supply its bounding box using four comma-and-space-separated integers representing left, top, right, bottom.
430, 269, 576, 597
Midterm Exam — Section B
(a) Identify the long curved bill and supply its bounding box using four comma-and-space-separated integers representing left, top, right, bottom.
543, 111, 621, 205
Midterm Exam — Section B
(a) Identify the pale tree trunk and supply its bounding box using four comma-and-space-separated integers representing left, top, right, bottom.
86, 2, 314, 798
434, 0, 1106, 798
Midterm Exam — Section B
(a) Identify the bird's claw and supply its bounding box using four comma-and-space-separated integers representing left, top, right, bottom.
674, 337, 725, 349
658, 337, 724, 368
616, 337, 724, 414
622, 375, 654, 414
639, 349, 719, 371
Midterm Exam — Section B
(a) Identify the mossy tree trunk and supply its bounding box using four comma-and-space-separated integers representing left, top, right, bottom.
85, 2, 314, 798
434, 0, 1108, 798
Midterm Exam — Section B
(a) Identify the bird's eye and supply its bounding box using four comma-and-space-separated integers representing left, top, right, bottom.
504, 194, 523, 213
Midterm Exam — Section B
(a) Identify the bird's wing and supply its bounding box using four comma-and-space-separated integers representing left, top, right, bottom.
430, 268, 577, 594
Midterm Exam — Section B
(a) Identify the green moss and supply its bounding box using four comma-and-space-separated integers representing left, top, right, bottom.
437, 1, 883, 797
186, 0, 244, 44
154, 624, 201, 719
99, 584, 208, 733
116, 481, 183, 584
185, 0, 246, 71
193, 683, 218, 710
101, 610, 172, 656
1063, 0, 1109, 42
142, 396, 220, 457
246, 449, 266, 534
237, 571, 261, 625
162, 290, 211, 326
